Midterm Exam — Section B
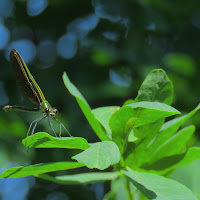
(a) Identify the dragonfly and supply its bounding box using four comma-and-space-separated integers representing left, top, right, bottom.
3, 49, 71, 137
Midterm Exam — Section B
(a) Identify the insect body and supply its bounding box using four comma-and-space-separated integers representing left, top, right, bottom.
3, 49, 71, 137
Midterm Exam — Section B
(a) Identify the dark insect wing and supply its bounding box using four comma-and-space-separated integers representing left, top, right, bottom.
10, 49, 45, 105
4, 50, 72, 137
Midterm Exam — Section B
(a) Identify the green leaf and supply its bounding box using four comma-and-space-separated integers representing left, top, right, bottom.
72, 141, 120, 170
141, 147, 200, 175
22, 132, 90, 149
128, 129, 139, 142
171, 159, 200, 199
175, 147, 200, 167
125, 119, 165, 169
92, 106, 120, 135
110, 102, 179, 154
121, 167, 197, 200
63, 72, 110, 141
160, 103, 200, 132
134, 69, 174, 105
131, 118, 165, 142
0, 162, 84, 178
127, 101, 180, 128
37, 172, 119, 185
109, 106, 136, 154
143, 104, 200, 164
103, 177, 131, 200
145, 125, 195, 164
123, 99, 135, 106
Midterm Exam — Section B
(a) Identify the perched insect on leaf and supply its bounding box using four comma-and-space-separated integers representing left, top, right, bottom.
3, 49, 71, 137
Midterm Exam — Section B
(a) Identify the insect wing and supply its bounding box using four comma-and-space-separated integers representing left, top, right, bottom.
10, 49, 45, 105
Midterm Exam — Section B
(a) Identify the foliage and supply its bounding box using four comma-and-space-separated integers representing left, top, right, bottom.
1, 69, 199, 199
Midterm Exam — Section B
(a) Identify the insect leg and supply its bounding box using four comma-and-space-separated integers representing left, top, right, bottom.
52, 116, 72, 137
31, 115, 47, 136
48, 116, 57, 137
27, 118, 41, 137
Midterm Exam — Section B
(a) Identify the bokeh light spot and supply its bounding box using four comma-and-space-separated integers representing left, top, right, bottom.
27, 0, 48, 16
92, 0, 121, 22
109, 69, 132, 87
91, 49, 115, 66
37, 40, 56, 68
6, 40, 36, 63
67, 14, 99, 39
11, 26, 34, 41
0, 24, 10, 50
164, 53, 196, 77
0, 163, 35, 200
46, 192, 69, 200
0, 0, 13, 17
103, 31, 118, 41
57, 34, 77, 59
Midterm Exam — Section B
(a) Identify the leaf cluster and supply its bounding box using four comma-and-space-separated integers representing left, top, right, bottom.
1, 69, 199, 199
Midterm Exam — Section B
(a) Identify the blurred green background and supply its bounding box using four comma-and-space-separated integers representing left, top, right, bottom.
1, 0, 200, 199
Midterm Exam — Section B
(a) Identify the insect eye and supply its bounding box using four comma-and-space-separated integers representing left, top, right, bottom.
45, 108, 49, 113
54, 109, 58, 114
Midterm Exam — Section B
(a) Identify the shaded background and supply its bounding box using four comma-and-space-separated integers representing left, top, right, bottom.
0, 0, 200, 199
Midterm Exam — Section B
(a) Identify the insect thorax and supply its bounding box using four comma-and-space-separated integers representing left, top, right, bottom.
40, 100, 58, 116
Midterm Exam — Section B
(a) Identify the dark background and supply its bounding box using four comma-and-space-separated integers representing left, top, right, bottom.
0, 0, 200, 199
